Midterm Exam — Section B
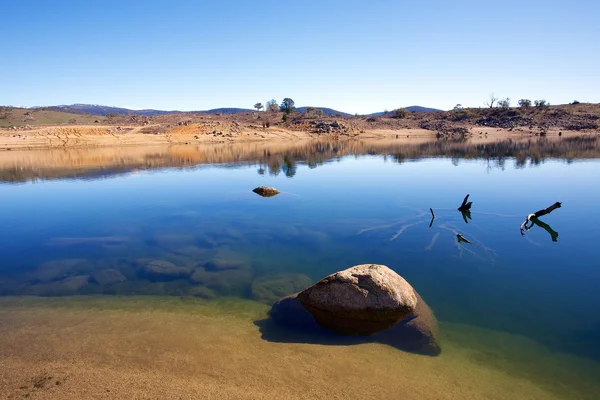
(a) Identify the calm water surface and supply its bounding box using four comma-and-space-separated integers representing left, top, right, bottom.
1, 138, 599, 397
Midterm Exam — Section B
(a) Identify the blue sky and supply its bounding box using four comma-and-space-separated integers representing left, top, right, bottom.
2, 0, 598, 113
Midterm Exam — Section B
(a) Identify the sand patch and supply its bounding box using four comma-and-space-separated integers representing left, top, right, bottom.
0, 296, 598, 399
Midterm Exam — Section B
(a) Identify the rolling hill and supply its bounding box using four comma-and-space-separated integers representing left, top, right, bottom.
29, 104, 443, 117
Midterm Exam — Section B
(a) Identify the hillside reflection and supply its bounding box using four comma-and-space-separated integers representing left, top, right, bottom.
0, 136, 598, 182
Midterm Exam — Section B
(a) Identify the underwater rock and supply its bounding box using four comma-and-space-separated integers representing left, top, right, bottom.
25, 275, 90, 296
270, 291, 441, 356
375, 292, 441, 356
91, 269, 127, 285
140, 260, 192, 281
31, 259, 92, 283
153, 234, 197, 250
252, 186, 280, 197
202, 247, 251, 271
189, 266, 253, 295
251, 274, 313, 305
189, 285, 217, 299
297, 264, 417, 336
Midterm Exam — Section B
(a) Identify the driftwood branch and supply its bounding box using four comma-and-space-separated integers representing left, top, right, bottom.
458, 194, 472, 212
520, 202, 562, 234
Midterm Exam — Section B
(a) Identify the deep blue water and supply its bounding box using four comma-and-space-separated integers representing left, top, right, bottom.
1, 145, 600, 365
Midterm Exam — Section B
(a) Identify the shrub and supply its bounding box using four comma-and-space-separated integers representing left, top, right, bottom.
392, 108, 408, 119
497, 98, 511, 109
518, 99, 532, 109
451, 109, 472, 121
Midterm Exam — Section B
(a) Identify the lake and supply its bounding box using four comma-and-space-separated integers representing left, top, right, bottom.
1, 137, 599, 399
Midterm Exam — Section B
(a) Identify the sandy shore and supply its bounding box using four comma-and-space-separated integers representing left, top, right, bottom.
0, 123, 579, 151
1, 296, 598, 400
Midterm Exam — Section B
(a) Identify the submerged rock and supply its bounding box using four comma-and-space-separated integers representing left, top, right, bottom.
25, 275, 90, 296
252, 186, 280, 197
375, 292, 440, 355
91, 269, 127, 285
270, 291, 441, 356
140, 260, 192, 281
190, 266, 253, 295
31, 259, 92, 283
297, 264, 417, 335
251, 274, 313, 305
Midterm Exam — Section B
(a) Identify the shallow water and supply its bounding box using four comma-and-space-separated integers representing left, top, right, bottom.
1, 138, 600, 399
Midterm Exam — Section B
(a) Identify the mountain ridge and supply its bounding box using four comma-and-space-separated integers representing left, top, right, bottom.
33, 104, 444, 117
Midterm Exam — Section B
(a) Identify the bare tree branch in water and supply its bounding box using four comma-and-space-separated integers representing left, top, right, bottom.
458, 194, 472, 212
520, 202, 562, 241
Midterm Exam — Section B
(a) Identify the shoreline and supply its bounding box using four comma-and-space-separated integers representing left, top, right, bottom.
0, 124, 587, 151
1, 295, 598, 400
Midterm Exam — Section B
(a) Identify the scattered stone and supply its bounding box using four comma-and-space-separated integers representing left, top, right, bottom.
251, 274, 313, 304
91, 269, 127, 285
252, 186, 280, 197
310, 120, 349, 134
297, 264, 417, 335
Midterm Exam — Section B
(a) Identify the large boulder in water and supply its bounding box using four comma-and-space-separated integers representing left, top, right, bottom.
270, 291, 441, 356
375, 292, 441, 356
297, 264, 417, 335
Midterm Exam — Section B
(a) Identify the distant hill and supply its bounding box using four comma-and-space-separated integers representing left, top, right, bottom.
296, 107, 352, 117
201, 108, 254, 114
31, 104, 443, 117
36, 104, 255, 116
37, 104, 177, 116
367, 106, 443, 116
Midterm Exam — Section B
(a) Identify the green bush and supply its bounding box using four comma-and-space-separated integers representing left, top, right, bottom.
392, 108, 408, 118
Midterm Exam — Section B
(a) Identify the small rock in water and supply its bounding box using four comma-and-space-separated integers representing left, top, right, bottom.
297, 264, 417, 336
252, 186, 280, 197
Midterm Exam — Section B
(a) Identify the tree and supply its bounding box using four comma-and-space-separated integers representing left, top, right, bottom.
485, 93, 499, 108
266, 99, 278, 113
454, 104, 463, 110
534, 99, 549, 108
518, 99, 532, 109
280, 98, 296, 114
254, 102, 263, 112
497, 98, 510, 109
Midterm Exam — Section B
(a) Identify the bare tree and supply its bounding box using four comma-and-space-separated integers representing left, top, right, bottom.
485, 93, 499, 108
266, 99, 278, 113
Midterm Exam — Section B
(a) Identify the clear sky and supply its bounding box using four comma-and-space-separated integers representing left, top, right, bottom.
2, 0, 599, 113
